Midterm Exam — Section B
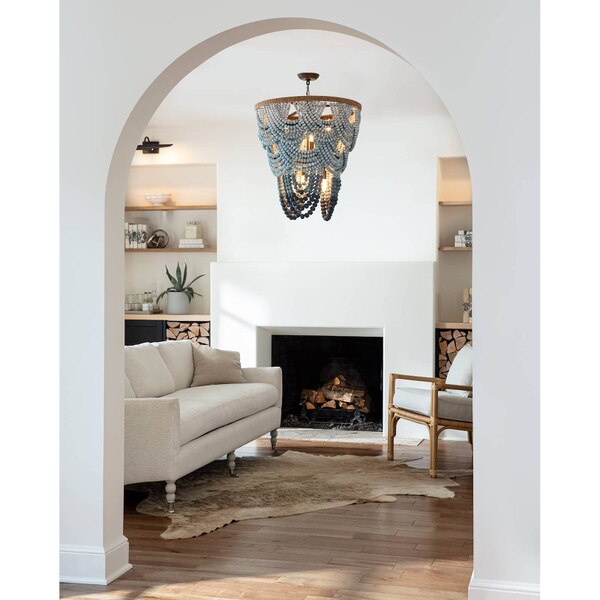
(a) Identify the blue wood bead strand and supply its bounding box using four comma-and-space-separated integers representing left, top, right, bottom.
255, 77, 361, 221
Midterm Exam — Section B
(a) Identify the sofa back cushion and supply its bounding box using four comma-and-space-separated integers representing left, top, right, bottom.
191, 345, 247, 387
154, 340, 194, 391
125, 343, 175, 398
445, 343, 473, 397
124, 374, 136, 398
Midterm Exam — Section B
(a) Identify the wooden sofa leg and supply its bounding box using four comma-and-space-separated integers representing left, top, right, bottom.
165, 481, 176, 513
227, 451, 238, 477
270, 429, 278, 453
429, 425, 438, 478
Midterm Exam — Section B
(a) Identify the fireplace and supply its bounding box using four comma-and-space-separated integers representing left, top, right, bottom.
271, 335, 383, 430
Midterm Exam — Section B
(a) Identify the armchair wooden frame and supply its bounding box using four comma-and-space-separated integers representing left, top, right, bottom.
387, 373, 473, 478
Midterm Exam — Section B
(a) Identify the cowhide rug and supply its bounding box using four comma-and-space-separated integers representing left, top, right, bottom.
134, 451, 470, 539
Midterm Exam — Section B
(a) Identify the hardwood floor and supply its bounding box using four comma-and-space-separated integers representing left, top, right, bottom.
61, 438, 473, 600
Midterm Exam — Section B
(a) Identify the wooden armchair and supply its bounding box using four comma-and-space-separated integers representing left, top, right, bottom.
387, 344, 473, 477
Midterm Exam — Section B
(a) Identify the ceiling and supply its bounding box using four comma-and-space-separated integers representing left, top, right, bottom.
148, 30, 450, 128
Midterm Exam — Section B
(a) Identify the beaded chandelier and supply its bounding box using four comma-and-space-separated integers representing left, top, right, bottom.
255, 73, 362, 221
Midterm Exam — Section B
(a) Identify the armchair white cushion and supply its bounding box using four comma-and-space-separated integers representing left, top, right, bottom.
393, 387, 472, 422
444, 343, 473, 397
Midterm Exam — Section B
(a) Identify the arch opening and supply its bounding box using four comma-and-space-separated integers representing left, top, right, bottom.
107, 15, 472, 579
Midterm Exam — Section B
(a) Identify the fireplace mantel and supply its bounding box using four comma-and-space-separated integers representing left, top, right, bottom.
209, 261, 469, 439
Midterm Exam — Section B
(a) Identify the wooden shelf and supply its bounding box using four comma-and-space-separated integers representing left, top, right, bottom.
436, 322, 472, 330
438, 246, 472, 252
125, 204, 217, 212
125, 313, 210, 321
125, 247, 216, 253
439, 201, 472, 206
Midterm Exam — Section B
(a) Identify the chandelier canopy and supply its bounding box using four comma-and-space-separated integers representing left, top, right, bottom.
255, 73, 362, 221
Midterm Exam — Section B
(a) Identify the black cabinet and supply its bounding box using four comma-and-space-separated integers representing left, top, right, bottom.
124, 319, 211, 346
124, 320, 166, 346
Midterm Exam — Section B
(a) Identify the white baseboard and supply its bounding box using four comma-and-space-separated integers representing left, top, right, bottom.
60, 535, 131, 585
469, 575, 540, 599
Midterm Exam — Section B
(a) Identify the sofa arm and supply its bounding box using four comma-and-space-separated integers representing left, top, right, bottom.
242, 367, 283, 407
124, 397, 180, 484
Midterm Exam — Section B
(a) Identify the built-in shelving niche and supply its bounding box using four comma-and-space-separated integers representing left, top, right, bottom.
124, 163, 217, 315
436, 156, 472, 325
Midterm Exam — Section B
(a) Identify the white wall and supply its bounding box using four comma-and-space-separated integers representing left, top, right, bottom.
211, 261, 435, 440
61, 2, 539, 597
127, 114, 462, 313
134, 115, 464, 437
137, 116, 463, 263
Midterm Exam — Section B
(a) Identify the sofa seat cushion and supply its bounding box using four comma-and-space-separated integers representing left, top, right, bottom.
172, 383, 279, 445
393, 386, 472, 422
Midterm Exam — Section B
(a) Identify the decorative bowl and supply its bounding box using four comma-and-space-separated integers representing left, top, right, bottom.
144, 193, 172, 206
146, 229, 169, 248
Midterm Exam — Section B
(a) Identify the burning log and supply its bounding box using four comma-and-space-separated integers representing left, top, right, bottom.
299, 375, 370, 415
325, 391, 353, 404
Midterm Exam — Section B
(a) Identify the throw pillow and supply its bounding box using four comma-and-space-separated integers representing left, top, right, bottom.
191, 344, 247, 387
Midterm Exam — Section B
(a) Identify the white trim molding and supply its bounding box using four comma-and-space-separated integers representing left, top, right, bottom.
469, 576, 540, 599
60, 535, 131, 585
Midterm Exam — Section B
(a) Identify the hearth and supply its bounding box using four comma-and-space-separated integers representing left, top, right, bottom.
271, 335, 383, 430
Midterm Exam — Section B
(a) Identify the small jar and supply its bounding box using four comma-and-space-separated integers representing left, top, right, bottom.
184, 221, 201, 239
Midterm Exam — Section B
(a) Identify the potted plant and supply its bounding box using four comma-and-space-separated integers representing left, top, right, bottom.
157, 262, 204, 315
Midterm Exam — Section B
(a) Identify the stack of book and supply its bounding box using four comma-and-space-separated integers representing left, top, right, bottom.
125, 222, 148, 249
178, 238, 205, 249
454, 229, 473, 248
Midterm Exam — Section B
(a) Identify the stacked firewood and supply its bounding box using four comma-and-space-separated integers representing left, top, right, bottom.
300, 375, 370, 414
438, 329, 473, 378
166, 321, 210, 346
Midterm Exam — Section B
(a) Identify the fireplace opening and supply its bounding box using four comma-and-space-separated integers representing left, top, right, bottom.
271, 335, 383, 431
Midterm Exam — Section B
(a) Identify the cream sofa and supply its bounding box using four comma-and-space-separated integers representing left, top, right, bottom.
124, 340, 282, 512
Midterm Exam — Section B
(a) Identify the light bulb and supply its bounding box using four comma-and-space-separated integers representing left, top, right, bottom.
295, 170, 307, 186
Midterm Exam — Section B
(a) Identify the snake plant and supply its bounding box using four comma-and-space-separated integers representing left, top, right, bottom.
157, 262, 204, 303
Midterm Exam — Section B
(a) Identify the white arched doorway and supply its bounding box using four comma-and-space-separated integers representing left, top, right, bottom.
104, 16, 470, 583
66, 15, 470, 585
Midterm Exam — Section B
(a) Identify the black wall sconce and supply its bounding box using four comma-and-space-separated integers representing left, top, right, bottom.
136, 136, 173, 154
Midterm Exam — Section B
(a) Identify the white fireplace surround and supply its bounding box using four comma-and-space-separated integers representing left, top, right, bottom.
211, 261, 465, 440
